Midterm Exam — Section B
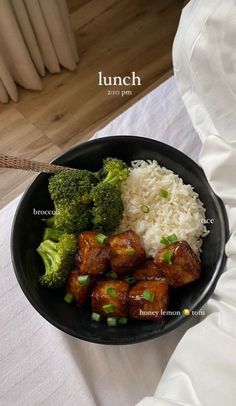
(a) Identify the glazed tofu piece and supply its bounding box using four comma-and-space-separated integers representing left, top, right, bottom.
65, 269, 94, 305
128, 280, 169, 321
133, 259, 163, 281
154, 240, 201, 287
108, 230, 146, 275
76, 231, 110, 275
92, 280, 129, 317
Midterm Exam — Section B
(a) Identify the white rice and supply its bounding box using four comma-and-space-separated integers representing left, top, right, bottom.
118, 160, 209, 257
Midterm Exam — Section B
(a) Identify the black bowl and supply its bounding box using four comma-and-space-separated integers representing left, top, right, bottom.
11, 136, 228, 344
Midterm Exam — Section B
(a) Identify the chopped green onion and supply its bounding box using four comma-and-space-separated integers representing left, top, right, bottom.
107, 287, 117, 297
105, 271, 118, 279
126, 247, 135, 255
64, 292, 74, 304
160, 237, 170, 245
159, 189, 169, 198
162, 250, 174, 264
95, 233, 108, 244
143, 289, 155, 302
77, 275, 91, 286
103, 304, 117, 313
141, 205, 150, 213
91, 312, 102, 322
123, 275, 136, 284
118, 317, 128, 325
107, 317, 119, 327
167, 233, 178, 244
160, 233, 178, 245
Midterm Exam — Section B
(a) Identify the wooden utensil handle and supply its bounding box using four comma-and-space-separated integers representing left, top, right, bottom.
0, 154, 76, 174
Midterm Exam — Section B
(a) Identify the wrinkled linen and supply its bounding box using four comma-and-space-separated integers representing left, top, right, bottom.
137, 1, 236, 405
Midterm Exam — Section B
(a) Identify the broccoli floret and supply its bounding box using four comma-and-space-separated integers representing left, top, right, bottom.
37, 233, 77, 288
53, 200, 92, 233
91, 158, 128, 231
48, 170, 98, 205
101, 158, 129, 185
92, 183, 124, 232
43, 204, 92, 234
46, 159, 128, 234
48, 170, 97, 233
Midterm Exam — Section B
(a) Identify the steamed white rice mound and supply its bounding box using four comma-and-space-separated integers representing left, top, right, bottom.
118, 160, 208, 257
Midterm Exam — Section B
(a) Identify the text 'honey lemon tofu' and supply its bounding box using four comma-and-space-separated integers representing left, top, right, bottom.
154, 240, 201, 287
128, 280, 169, 321
108, 230, 146, 275
76, 231, 110, 275
92, 280, 129, 317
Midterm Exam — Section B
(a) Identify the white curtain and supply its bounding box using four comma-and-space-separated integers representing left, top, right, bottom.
0, 0, 79, 103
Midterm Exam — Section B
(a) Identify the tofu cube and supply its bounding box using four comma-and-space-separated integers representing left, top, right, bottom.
128, 280, 169, 321
65, 269, 94, 305
92, 280, 129, 317
154, 240, 201, 287
76, 231, 110, 275
108, 230, 146, 275
133, 259, 163, 281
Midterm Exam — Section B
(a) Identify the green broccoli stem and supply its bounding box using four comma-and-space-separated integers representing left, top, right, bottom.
43, 228, 64, 242
37, 248, 52, 273
102, 172, 120, 185
43, 216, 55, 228
37, 233, 76, 289
37, 240, 61, 276
38, 239, 58, 258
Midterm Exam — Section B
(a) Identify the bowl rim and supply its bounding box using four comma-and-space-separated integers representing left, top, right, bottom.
10, 135, 229, 344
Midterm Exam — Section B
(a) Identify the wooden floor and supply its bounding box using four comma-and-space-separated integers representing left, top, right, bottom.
0, 0, 185, 208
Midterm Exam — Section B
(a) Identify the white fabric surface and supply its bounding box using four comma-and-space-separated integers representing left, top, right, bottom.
0, 76, 202, 406
137, 1, 236, 405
